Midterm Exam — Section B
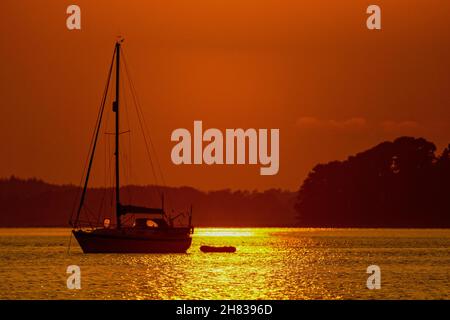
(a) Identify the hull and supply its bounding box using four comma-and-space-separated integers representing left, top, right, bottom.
73, 228, 192, 253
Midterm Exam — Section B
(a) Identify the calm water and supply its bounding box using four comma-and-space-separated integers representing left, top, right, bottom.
0, 228, 449, 300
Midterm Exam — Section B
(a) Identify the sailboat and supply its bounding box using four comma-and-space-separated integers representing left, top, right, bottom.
70, 39, 194, 253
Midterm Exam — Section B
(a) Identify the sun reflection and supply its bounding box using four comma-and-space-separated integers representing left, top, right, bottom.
1, 228, 449, 299
195, 228, 255, 237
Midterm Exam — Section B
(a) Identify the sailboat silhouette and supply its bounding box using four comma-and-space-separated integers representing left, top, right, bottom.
70, 39, 194, 253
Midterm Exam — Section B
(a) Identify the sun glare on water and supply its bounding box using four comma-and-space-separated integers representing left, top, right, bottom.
194, 228, 255, 237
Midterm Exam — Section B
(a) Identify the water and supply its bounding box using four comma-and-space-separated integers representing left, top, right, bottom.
0, 228, 449, 299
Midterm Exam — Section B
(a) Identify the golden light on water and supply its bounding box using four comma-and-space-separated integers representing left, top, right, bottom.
1, 228, 450, 299
194, 228, 255, 237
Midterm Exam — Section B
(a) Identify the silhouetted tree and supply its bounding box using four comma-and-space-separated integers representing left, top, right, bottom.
295, 137, 450, 227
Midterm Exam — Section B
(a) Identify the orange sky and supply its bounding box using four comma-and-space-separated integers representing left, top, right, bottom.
1, 0, 450, 191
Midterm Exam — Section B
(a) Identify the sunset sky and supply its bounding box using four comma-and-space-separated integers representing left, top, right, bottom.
1, 0, 450, 191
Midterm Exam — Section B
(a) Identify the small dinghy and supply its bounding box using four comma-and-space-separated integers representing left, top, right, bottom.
200, 245, 236, 253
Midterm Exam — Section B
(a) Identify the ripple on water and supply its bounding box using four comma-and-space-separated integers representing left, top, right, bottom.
0, 228, 449, 299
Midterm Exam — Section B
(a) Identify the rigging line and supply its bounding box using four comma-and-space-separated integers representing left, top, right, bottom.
120, 69, 133, 203
69, 101, 105, 224
128, 83, 162, 205
71, 65, 113, 227
120, 151, 131, 203
101, 94, 113, 217
103, 88, 112, 189
122, 52, 165, 184
105, 95, 116, 221
121, 54, 169, 211
67, 231, 73, 255
122, 52, 169, 210
108, 153, 114, 207
135, 92, 167, 187
121, 51, 162, 200
103, 114, 108, 200
73, 46, 116, 228
126, 96, 133, 203
77, 62, 114, 228
69, 52, 116, 226
122, 51, 171, 211
96, 184, 108, 227
69, 91, 107, 225
98, 96, 112, 227
105, 116, 113, 208
122, 53, 159, 189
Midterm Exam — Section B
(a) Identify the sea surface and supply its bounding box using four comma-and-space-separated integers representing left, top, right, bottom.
0, 228, 449, 300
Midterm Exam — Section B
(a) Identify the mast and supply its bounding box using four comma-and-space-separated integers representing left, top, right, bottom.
114, 40, 122, 228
